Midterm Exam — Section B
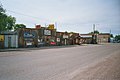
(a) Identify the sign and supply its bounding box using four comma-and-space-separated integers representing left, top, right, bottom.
0, 35, 4, 41
63, 35, 68, 39
50, 42, 56, 45
35, 25, 41, 29
26, 42, 32, 45
24, 31, 36, 38
80, 35, 92, 38
57, 38, 60, 42
44, 30, 51, 35
48, 24, 54, 30
69, 33, 73, 37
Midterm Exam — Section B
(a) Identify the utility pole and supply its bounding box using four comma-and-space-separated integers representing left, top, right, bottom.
55, 22, 57, 30
110, 29, 111, 34
93, 24, 95, 33
109, 29, 112, 42
92, 24, 97, 44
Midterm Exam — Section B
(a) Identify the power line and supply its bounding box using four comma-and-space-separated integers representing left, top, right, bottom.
6, 9, 50, 22
3, 9, 58, 27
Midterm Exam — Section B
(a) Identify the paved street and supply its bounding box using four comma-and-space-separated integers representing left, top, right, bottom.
0, 44, 120, 80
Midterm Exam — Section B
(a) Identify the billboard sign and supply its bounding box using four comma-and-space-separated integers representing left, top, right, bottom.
44, 30, 51, 35
24, 31, 36, 38
63, 35, 68, 39
48, 24, 54, 30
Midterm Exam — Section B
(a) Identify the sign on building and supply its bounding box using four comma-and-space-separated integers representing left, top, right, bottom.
35, 25, 41, 29
44, 30, 51, 35
63, 35, 68, 39
57, 38, 60, 42
24, 31, 36, 38
0, 35, 4, 41
48, 24, 54, 30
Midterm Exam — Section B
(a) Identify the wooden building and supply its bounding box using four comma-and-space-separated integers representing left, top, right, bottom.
36, 24, 57, 46
17, 28, 38, 47
56, 32, 80, 45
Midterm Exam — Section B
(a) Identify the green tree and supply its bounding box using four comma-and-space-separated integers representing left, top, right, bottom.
110, 34, 113, 38
0, 4, 16, 31
0, 4, 5, 13
115, 35, 120, 41
89, 30, 99, 34
14, 24, 26, 30
5, 16, 16, 30
0, 4, 6, 31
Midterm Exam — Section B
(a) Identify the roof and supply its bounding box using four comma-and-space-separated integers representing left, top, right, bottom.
99, 33, 110, 35
80, 34, 92, 38
0, 31, 18, 35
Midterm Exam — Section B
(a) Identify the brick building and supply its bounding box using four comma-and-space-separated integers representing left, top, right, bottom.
97, 33, 110, 43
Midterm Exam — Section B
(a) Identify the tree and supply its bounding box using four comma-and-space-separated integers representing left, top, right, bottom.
110, 34, 113, 38
0, 4, 5, 13
0, 4, 16, 31
14, 24, 26, 30
89, 30, 99, 34
115, 35, 120, 42
0, 4, 6, 31
5, 16, 16, 30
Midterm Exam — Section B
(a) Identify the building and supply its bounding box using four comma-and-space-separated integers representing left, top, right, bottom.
80, 33, 110, 44
0, 31, 18, 48
37, 24, 57, 46
68, 32, 80, 45
56, 31, 80, 45
56, 31, 69, 45
17, 28, 38, 47
97, 33, 110, 44
80, 34, 93, 44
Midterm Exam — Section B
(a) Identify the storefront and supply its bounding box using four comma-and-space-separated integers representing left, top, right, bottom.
18, 28, 38, 47
37, 25, 56, 46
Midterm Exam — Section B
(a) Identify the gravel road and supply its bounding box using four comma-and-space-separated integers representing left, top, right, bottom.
0, 43, 120, 80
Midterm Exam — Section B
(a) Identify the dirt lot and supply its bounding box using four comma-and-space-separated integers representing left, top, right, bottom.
72, 51, 120, 80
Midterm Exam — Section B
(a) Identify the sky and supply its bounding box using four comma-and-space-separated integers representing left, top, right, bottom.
0, 0, 120, 35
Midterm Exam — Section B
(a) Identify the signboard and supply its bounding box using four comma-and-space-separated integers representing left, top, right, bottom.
57, 38, 60, 42
80, 35, 92, 38
35, 25, 41, 29
48, 24, 54, 30
69, 33, 73, 37
26, 42, 32, 46
63, 35, 68, 39
0, 35, 4, 41
44, 30, 51, 35
24, 31, 36, 38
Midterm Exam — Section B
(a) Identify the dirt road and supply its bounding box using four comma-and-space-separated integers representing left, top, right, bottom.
0, 43, 120, 80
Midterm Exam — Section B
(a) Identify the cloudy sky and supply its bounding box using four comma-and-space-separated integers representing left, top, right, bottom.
1, 0, 120, 35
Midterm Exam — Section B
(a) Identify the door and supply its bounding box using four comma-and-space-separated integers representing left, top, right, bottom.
8, 37, 11, 48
